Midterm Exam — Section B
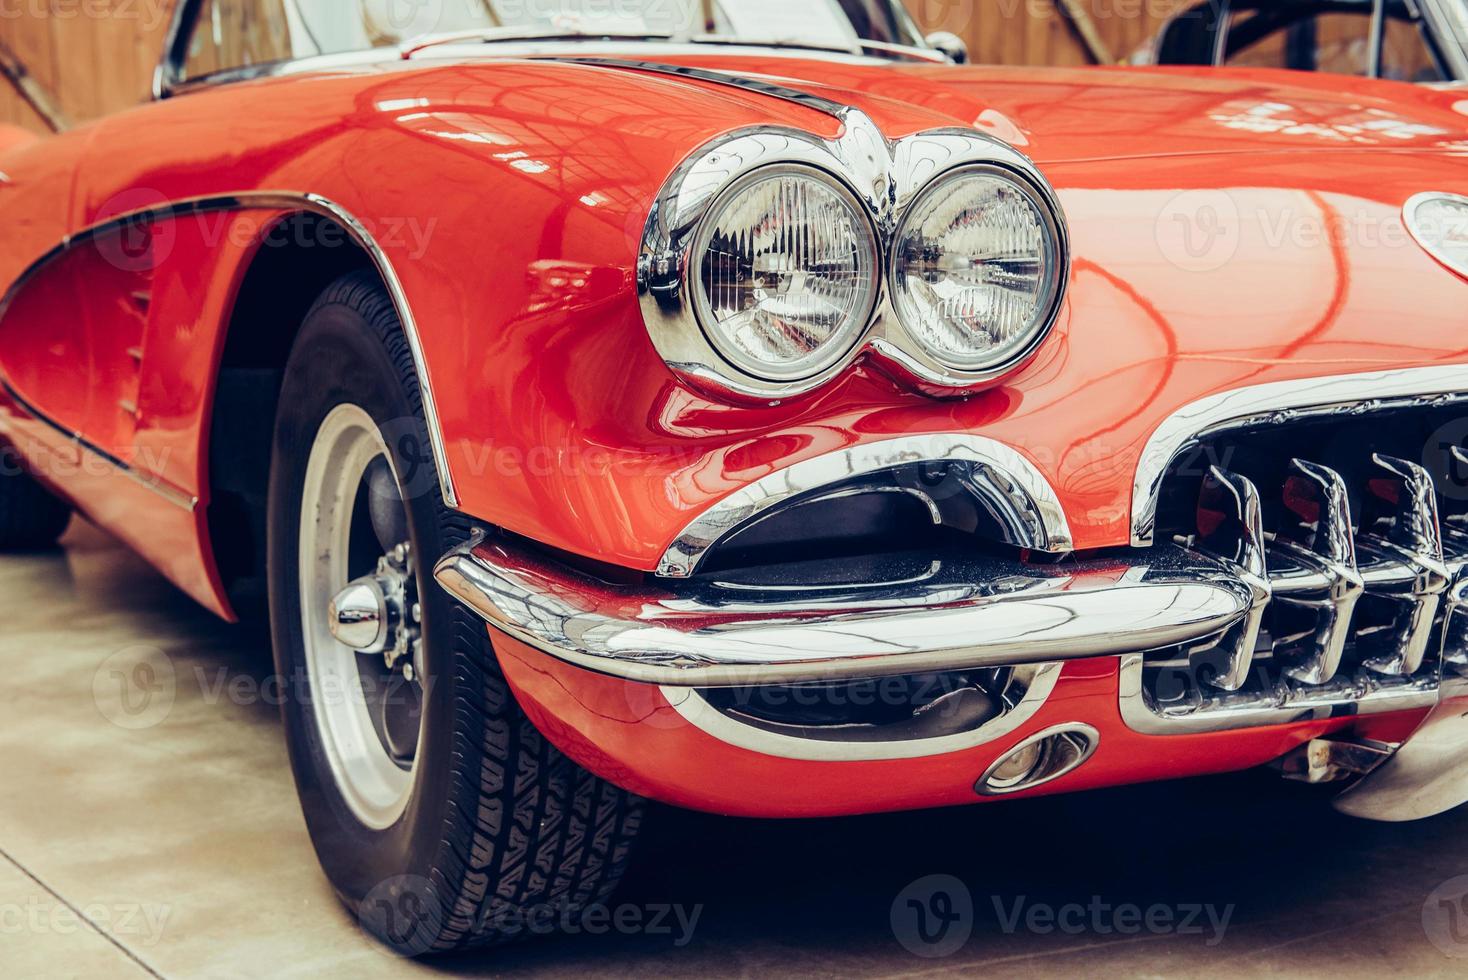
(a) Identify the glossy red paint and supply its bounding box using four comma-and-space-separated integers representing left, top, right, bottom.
4, 56, 1467, 590
0, 51, 1463, 813
493, 633, 1425, 816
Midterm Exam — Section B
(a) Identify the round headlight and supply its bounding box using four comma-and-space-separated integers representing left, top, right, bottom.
692, 166, 878, 381
892, 166, 1063, 374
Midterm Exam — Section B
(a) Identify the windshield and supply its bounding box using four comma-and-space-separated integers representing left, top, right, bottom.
178, 0, 928, 82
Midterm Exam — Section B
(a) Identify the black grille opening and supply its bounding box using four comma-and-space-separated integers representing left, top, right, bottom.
1136, 400, 1467, 721
1153, 403, 1468, 540
697, 460, 1036, 575
698, 667, 1012, 744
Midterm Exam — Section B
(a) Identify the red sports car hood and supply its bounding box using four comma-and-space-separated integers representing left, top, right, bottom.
612, 54, 1468, 163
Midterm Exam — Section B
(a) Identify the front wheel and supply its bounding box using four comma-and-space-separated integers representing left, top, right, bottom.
267, 271, 642, 955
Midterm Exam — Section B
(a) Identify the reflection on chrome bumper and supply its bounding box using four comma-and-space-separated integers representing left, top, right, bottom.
434, 532, 1253, 687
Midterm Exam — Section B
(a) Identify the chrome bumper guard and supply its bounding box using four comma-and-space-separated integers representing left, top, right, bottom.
434, 533, 1253, 688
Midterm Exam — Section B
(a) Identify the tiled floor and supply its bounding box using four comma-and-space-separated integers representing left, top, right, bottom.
3, 520, 1467, 978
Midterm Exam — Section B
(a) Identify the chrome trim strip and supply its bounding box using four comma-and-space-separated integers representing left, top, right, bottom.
659, 662, 1063, 762
434, 530, 1252, 688
562, 58, 850, 117
0, 191, 460, 509
656, 433, 1076, 578
1130, 364, 1468, 547
0, 378, 198, 511
1117, 651, 1440, 735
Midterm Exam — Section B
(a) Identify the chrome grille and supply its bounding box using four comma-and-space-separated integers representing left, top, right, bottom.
1123, 447, 1468, 734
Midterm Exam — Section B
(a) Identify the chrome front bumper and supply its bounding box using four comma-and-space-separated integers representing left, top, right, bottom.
434, 532, 1254, 687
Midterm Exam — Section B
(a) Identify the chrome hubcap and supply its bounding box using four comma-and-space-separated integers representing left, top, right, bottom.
299, 404, 425, 830
328, 544, 422, 680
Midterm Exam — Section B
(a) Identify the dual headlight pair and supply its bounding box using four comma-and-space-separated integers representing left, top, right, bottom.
639, 115, 1069, 400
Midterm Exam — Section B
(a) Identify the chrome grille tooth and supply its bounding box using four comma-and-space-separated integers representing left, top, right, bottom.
1357, 454, 1450, 676
1438, 447, 1468, 668
1440, 578, 1468, 676
1192, 466, 1269, 691
1269, 459, 1364, 685
1443, 447, 1468, 550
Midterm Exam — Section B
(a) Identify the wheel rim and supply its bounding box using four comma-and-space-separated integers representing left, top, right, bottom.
299, 403, 424, 830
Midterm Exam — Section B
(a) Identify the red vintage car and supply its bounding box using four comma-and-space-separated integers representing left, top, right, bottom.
2, 0, 1467, 956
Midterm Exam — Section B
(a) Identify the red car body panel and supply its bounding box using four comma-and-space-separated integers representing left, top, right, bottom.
1, 52, 1464, 813
495, 635, 1426, 816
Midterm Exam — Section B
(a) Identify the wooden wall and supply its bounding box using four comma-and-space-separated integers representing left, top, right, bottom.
0, 0, 171, 132
910, 0, 1184, 68
0, 1, 1184, 135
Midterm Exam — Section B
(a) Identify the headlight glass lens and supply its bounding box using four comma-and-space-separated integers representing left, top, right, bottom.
694, 167, 877, 381
893, 168, 1061, 372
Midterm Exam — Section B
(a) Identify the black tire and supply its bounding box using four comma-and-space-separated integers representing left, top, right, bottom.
0, 453, 71, 550
267, 271, 642, 956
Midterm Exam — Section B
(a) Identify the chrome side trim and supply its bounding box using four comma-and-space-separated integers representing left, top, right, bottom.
656, 433, 1075, 578
434, 530, 1253, 687
1130, 364, 1468, 547
659, 662, 1063, 762
0, 378, 198, 511
0, 191, 459, 509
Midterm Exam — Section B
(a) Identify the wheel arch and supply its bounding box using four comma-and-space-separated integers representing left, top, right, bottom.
204, 209, 379, 621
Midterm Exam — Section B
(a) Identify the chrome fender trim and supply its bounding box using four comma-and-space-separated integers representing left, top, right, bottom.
0, 191, 460, 509
434, 530, 1253, 688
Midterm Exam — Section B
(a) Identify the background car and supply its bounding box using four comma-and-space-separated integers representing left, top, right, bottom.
1137, 0, 1468, 83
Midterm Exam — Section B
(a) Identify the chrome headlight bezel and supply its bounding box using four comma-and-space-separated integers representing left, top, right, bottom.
688, 162, 881, 384
637, 111, 1070, 402
884, 161, 1067, 384
1404, 191, 1468, 281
